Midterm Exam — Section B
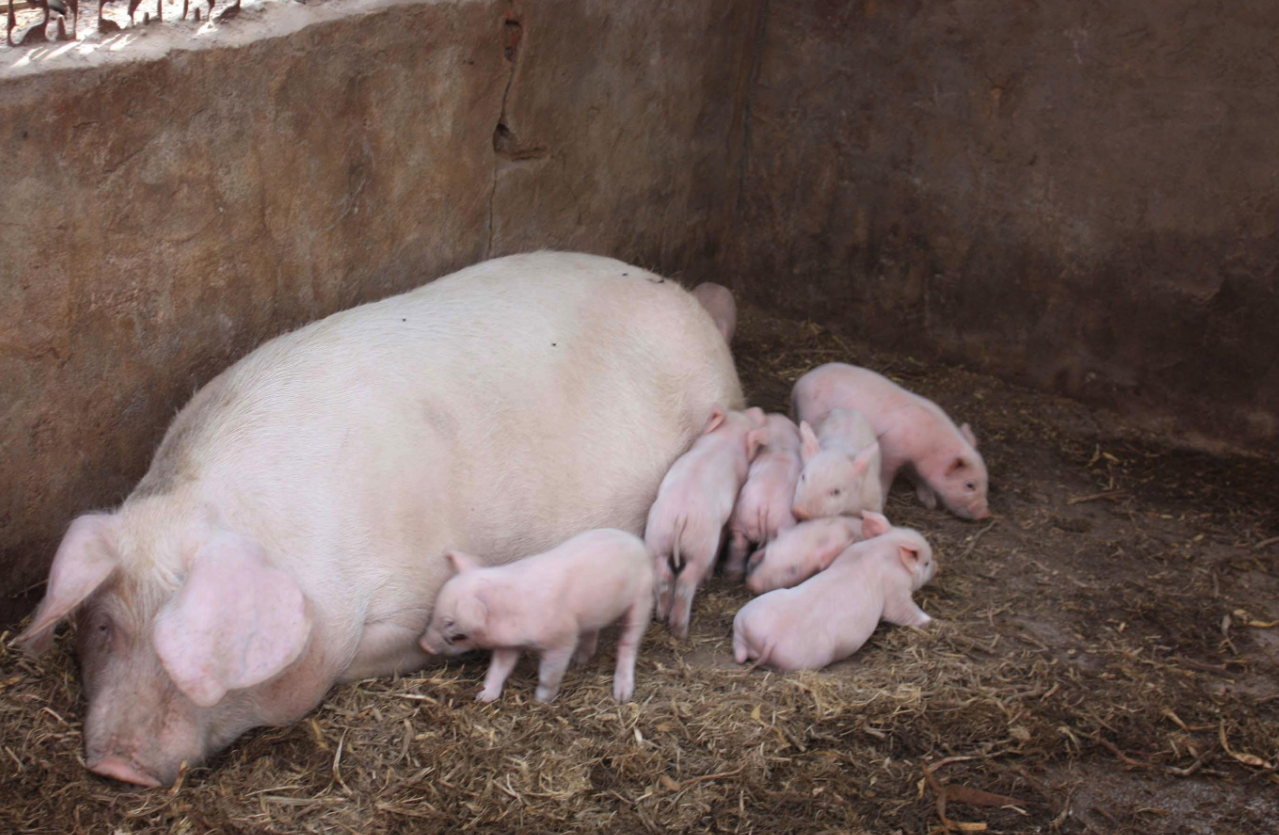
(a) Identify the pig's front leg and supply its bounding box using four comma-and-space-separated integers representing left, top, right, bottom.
534, 644, 577, 703
724, 530, 751, 578
573, 631, 599, 666
906, 470, 938, 510
882, 593, 932, 629
477, 648, 521, 703
612, 599, 653, 702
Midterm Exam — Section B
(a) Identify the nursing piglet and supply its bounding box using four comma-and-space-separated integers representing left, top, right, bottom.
419, 529, 654, 703
792, 363, 989, 519
732, 525, 937, 672
691, 282, 737, 346
790, 408, 884, 521
745, 511, 890, 594
725, 413, 803, 576
646, 406, 767, 638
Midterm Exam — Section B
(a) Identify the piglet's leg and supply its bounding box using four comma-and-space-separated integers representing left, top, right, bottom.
654, 556, 675, 622
534, 644, 576, 703
477, 648, 521, 703
612, 597, 653, 702
907, 472, 938, 510
724, 531, 751, 578
882, 593, 932, 628
669, 571, 704, 640
573, 631, 599, 666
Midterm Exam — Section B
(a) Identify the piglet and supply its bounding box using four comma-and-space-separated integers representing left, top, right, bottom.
745, 510, 890, 594
419, 528, 654, 703
732, 524, 937, 672
792, 363, 989, 519
725, 413, 803, 576
691, 282, 737, 346
791, 408, 884, 521
645, 406, 767, 638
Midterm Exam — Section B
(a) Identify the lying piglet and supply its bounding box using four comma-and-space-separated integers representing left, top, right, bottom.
419, 529, 654, 703
646, 406, 768, 638
791, 408, 884, 521
746, 510, 890, 594
691, 282, 737, 346
792, 363, 989, 519
725, 413, 803, 576
732, 524, 937, 672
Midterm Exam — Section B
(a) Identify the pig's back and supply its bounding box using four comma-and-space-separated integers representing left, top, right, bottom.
792, 363, 919, 433
131, 252, 740, 632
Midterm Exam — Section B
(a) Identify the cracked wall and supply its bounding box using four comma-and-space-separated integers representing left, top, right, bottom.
0, 0, 760, 620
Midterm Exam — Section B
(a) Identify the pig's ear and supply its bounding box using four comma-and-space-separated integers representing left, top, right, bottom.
851, 441, 879, 477
13, 514, 119, 655
745, 407, 767, 427
799, 421, 820, 463
702, 407, 727, 435
959, 422, 978, 448
445, 550, 485, 574
745, 426, 769, 461
860, 510, 891, 540
946, 455, 969, 475
154, 533, 311, 708
899, 543, 923, 573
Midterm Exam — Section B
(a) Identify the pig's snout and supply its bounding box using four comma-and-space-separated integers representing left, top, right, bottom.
972, 506, 991, 520
791, 506, 811, 522
87, 754, 162, 788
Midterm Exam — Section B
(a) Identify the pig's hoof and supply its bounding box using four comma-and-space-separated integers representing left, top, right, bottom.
612, 677, 635, 702
476, 688, 501, 703
534, 686, 559, 703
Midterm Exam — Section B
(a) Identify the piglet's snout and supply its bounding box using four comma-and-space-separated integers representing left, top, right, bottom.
791, 506, 811, 522
87, 753, 162, 788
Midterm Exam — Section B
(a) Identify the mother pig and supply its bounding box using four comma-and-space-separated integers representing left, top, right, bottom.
14, 251, 742, 787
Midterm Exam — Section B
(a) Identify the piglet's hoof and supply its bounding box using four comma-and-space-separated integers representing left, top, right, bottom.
475, 687, 501, 703
534, 686, 559, 703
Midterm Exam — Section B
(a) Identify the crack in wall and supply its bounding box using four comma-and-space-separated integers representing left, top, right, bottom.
485, 7, 523, 259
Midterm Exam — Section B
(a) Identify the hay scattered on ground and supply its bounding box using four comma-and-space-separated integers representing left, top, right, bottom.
2, 307, 1277, 834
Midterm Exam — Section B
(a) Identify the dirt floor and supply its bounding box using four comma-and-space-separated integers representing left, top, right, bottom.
2, 304, 1278, 834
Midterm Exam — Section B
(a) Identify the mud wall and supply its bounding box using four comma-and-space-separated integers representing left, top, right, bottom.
728, 0, 1279, 453
0, 0, 758, 621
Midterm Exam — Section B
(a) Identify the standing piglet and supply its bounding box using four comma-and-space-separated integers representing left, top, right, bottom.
732, 525, 937, 672
419, 529, 654, 703
745, 511, 890, 594
792, 363, 989, 520
691, 282, 737, 346
725, 413, 803, 576
790, 408, 884, 521
646, 406, 767, 638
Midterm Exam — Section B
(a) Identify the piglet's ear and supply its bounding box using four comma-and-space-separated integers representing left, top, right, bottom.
445, 550, 485, 574
798, 421, 821, 464
859, 511, 891, 540
959, 422, 978, 448
702, 407, 727, 435
946, 456, 968, 475
745, 426, 769, 462
851, 441, 879, 477
14, 514, 119, 656
898, 544, 922, 572
154, 532, 311, 708
744, 407, 767, 428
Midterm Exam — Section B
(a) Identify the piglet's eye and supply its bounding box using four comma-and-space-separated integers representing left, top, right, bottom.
831, 488, 842, 497
966, 482, 975, 490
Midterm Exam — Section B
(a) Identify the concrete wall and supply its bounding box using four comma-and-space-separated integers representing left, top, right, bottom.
727, 0, 1279, 452
0, 0, 760, 621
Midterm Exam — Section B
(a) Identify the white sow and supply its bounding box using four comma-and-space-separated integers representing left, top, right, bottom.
14, 251, 742, 786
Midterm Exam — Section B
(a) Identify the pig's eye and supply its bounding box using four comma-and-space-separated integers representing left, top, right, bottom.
966, 481, 975, 490
831, 488, 842, 497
